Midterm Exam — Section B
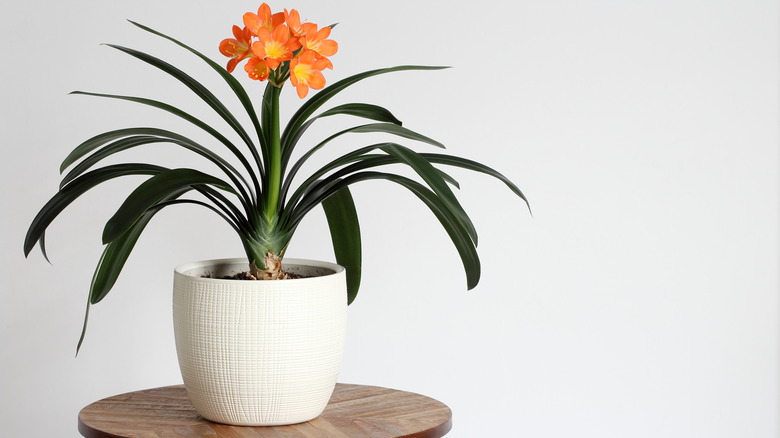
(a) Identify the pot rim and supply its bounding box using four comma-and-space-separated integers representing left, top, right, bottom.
174, 257, 345, 283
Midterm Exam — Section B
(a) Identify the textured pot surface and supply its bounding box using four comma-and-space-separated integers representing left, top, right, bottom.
172, 258, 347, 426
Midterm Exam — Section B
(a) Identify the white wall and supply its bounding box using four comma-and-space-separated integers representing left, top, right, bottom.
1, 0, 777, 437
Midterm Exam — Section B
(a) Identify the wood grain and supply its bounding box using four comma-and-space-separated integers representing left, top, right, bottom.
78, 383, 452, 438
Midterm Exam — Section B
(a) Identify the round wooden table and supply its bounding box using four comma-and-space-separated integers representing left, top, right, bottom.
78, 383, 452, 437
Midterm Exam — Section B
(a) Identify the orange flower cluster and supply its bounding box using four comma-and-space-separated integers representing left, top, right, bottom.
219, 3, 338, 98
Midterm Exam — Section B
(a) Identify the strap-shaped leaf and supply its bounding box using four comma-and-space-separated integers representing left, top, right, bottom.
284, 144, 465, 225
420, 153, 531, 213
282, 66, 448, 151
77, 189, 186, 354
290, 144, 476, 244
280, 154, 460, 231
57, 129, 252, 209
91, 201, 176, 305
104, 44, 257, 152
388, 176, 481, 290
151, 199, 244, 234
282, 103, 403, 167
102, 168, 234, 243
352, 123, 444, 148
127, 21, 265, 156
39, 231, 50, 263
282, 123, 444, 202
69, 91, 263, 188
61, 127, 248, 190
291, 171, 480, 289
24, 164, 167, 258
360, 154, 462, 189
284, 143, 394, 212
60, 136, 169, 188
317, 103, 402, 125
318, 153, 529, 215
322, 186, 361, 304
61, 127, 160, 172
378, 144, 477, 245
194, 185, 252, 233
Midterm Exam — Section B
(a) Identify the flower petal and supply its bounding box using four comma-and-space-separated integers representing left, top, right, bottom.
296, 82, 309, 98
285, 8, 304, 36
314, 56, 333, 70
231, 24, 243, 40
271, 23, 291, 42
245, 57, 270, 81
265, 57, 281, 70
251, 40, 267, 58
243, 12, 261, 36
226, 57, 240, 73
315, 39, 338, 57
219, 38, 238, 57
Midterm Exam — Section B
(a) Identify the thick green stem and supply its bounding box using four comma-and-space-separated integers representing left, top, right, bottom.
264, 84, 282, 221
243, 216, 291, 278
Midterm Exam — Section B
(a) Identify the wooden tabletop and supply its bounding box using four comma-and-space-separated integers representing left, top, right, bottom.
78, 383, 452, 438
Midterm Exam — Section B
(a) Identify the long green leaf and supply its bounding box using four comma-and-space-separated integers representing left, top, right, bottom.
69, 91, 263, 188
78, 189, 186, 354
289, 143, 477, 245
317, 103, 402, 124
193, 185, 252, 233
281, 123, 444, 202
322, 186, 361, 304
101, 43, 264, 196
284, 149, 465, 231
57, 129, 252, 213
60, 136, 168, 188
420, 153, 531, 213
24, 164, 167, 258
127, 21, 266, 162
282, 103, 403, 168
91, 199, 177, 305
389, 176, 481, 290
309, 153, 461, 189
61, 127, 248, 192
282, 66, 448, 151
39, 231, 50, 263
151, 199, 244, 234
102, 168, 235, 243
104, 44, 257, 151
61, 127, 161, 172
379, 144, 477, 245
291, 171, 480, 289
284, 143, 395, 212
351, 123, 444, 148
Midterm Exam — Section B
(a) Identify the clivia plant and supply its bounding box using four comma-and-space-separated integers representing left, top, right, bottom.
24, 3, 528, 348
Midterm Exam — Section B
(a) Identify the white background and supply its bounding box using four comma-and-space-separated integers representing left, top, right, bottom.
1, 0, 778, 437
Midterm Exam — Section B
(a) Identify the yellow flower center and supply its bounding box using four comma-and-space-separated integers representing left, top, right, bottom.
264, 41, 286, 59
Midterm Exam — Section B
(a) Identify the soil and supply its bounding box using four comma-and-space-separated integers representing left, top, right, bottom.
203, 271, 309, 280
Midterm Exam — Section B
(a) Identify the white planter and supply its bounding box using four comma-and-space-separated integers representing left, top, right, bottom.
172, 258, 347, 426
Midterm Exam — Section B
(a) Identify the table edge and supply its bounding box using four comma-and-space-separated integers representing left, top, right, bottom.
78, 383, 452, 438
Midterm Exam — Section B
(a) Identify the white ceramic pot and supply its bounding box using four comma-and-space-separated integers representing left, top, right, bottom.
172, 258, 347, 426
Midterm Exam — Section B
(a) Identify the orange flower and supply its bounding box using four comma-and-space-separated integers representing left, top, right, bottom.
251, 24, 301, 70
243, 3, 285, 37
219, 25, 254, 73
285, 9, 317, 38
289, 50, 331, 98
244, 57, 270, 81
299, 25, 338, 58
285, 8, 304, 36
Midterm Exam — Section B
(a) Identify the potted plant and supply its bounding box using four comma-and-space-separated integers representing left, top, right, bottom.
24, 3, 529, 426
